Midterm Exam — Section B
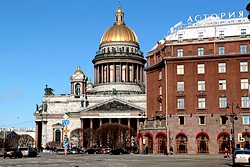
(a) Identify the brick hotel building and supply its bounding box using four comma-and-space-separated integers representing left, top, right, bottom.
140, 14, 250, 154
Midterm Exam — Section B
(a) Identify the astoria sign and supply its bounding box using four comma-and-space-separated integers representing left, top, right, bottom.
187, 11, 245, 23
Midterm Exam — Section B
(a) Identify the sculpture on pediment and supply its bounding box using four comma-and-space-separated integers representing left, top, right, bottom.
44, 85, 54, 95
92, 100, 138, 111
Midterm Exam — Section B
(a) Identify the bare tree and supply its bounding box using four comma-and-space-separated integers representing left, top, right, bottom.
95, 123, 136, 148
70, 128, 84, 147
18, 134, 34, 147
83, 128, 95, 148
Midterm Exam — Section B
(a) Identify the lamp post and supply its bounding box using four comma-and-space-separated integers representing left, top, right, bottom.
226, 103, 239, 155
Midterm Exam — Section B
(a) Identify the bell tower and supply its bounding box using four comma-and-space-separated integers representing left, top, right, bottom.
70, 65, 87, 97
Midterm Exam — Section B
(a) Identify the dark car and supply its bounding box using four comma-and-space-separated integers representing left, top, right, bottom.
70, 147, 84, 154
3, 148, 23, 159
109, 148, 128, 155
84, 148, 101, 154
125, 147, 139, 154
19, 147, 38, 157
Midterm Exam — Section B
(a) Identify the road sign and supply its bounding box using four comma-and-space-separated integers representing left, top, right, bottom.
62, 119, 70, 125
63, 114, 69, 120
64, 130, 70, 133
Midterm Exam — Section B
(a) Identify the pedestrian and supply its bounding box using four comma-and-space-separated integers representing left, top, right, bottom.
224, 147, 230, 158
170, 146, 173, 155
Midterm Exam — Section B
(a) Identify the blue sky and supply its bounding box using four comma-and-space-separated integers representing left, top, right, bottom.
0, 0, 249, 128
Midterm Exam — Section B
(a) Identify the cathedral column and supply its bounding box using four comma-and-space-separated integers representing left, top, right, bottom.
126, 63, 129, 82
136, 64, 139, 83
140, 65, 143, 83
99, 118, 103, 127
101, 64, 104, 83
113, 63, 116, 82
107, 64, 110, 83
81, 119, 84, 148
90, 119, 93, 147
94, 66, 96, 84
132, 64, 135, 82
97, 65, 99, 83
120, 62, 122, 82
35, 121, 39, 149
137, 118, 140, 134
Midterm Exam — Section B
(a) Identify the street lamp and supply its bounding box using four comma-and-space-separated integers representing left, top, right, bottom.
226, 103, 240, 155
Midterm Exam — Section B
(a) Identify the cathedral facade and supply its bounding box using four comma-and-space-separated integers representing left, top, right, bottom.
34, 6, 146, 150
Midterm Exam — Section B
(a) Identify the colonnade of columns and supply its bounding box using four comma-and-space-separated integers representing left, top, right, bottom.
80, 118, 141, 148
94, 63, 144, 84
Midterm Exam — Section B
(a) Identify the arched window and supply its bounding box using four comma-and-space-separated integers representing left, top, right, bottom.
75, 83, 81, 95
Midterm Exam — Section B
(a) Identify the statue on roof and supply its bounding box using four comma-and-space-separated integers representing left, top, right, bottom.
44, 85, 54, 95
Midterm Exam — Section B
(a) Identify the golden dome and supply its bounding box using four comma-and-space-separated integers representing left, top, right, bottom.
74, 65, 84, 75
100, 6, 138, 44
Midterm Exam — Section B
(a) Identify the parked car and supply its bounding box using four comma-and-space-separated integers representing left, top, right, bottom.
56, 148, 72, 155
233, 148, 250, 167
109, 148, 128, 155
19, 147, 38, 157
84, 148, 101, 154
3, 148, 23, 159
70, 147, 84, 154
125, 147, 139, 154
101, 148, 112, 154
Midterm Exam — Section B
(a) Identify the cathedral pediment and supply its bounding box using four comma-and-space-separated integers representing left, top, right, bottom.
82, 98, 144, 113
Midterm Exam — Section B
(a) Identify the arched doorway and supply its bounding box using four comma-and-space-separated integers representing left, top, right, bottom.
176, 133, 188, 153
196, 132, 209, 154
217, 132, 230, 154
155, 132, 167, 153
144, 132, 153, 154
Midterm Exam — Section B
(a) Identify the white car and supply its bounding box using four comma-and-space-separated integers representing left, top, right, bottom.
233, 148, 250, 167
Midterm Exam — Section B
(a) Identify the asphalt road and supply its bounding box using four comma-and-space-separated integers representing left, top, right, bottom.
0, 153, 233, 167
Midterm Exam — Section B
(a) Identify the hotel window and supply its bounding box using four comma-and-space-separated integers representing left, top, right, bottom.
177, 65, 184, 75
241, 79, 248, 89
179, 116, 184, 125
198, 31, 204, 40
177, 98, 185, 109
178, 34, 183, 42
199, 116, 206, 125
241, 96, 249, 108
198, 98, 206, 109
219, 80, 226, 90
220, 116, 227, 125
159, 71, 162, 80
219, 97, 227, 108
241, 29, 246, 37
177, 48, 183, 57
197, 64, 205, 74
198, 47, 204, 56
177, 81, 184, 91
242, 116, 249, 125
240, 62, 248, 72
218, 63, 226, 73
219, 46, 225, 55
240, 44, 247, 54
198, 81, 205, 91
219, 30, 224, 39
